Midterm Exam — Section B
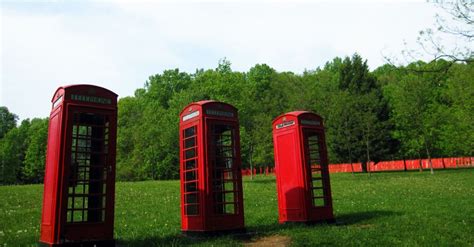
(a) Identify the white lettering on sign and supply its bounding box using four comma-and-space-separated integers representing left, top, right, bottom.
183, 111, 200, 121
206, 109, 234, 118
276, 120, 295, 129
52, 95, 63, 109
71, 94, 112, 104
301, 119, 321, 126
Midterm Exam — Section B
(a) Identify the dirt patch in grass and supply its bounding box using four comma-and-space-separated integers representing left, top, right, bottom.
354, 224, 374, 229
244, 235, 291, 247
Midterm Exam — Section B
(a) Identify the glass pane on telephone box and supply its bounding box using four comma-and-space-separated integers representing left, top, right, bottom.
183, 125, 199, 216
304, 130, 327, 207
210, 124, 237, 215
67, 112, 109, 223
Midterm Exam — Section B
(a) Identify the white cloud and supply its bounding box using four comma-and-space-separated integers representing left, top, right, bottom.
1, 1, 440, 120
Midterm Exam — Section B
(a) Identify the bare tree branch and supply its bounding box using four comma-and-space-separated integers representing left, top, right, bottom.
384, 0, 473, 71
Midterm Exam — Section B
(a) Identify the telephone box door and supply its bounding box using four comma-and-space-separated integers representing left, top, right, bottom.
302, 128, 333, 216
208, 120, 244, 229
181, 121, 202, 230
62, 107, 116, 239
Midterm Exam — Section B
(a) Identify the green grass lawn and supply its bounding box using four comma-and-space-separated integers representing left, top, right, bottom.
1, 169, 473, 246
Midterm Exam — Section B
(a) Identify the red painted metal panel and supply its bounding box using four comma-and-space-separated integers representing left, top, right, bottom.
42, 111, 60, 225
274, 130, 305, 222
40, 107, 63, 244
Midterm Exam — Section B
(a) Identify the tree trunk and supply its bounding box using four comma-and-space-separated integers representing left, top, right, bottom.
361, 161, 367, 173
366, 135, 371, 177
424, 140, 434, 175
345, 118, 354, 176
249, 145, 254, 180
417, 152, 423, 172
349, 145, 354, 176
1, 160, 3, 184
350, 161, 354, 176
403, 158, 407, 172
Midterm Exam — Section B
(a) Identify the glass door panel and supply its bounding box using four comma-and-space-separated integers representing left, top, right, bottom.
183, 125, 199, 216
67, 112, 109, 223
304, 130, 327, 207
210, 124, 238, 215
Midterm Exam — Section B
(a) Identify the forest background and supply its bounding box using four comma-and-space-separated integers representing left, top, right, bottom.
1, 55, 472, 184
1, 1, 472, 184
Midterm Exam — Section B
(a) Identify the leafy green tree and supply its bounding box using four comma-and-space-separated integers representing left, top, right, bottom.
117, 69, 194, 180
0, 106, 18, 139
385, 61, 454, 174
329, 54, 395, 171
111, 58, 473, 180
22, 118, 49, 183
0, 120, 30, 184
2, 57, 473, 183
116, 95, 146, 180
436, 62, 474, 157
327, 92, 363, 165
145, 69, 192, 108
244, 64, 279, 168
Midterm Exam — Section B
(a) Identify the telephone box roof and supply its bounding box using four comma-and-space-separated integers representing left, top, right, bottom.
179, 100, 237, 116
272, 111, 322, 125
51, 84, 118, 102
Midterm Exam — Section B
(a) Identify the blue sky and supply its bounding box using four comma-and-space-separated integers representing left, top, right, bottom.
1, 0, 442, 120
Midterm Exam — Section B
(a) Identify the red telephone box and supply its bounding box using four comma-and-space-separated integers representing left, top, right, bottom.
39, 85, 117, 246
179, 100, 245, 233
272, 111, 334, 223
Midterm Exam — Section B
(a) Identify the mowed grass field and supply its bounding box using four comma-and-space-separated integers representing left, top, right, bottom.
1, 169, 473, 246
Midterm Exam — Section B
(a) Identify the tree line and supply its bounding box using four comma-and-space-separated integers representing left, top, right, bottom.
1, 55, 473, 184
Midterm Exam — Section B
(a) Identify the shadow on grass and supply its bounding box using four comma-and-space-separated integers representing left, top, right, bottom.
245, 210, 402, 235
117, 234, 187, 247
117, 231, 253, 246
118, 210, 401, 246
334, 210, 402, 226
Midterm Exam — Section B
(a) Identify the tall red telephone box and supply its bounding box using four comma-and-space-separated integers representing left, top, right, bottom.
39, 85, 117, 246
272, 111, 334, 223
179, 100, 245, 233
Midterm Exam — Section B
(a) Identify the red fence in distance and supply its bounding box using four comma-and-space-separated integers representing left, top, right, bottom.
241, 157, 474, 176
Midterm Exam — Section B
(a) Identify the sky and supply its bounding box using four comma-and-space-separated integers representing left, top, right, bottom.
1, 0, 442, 121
